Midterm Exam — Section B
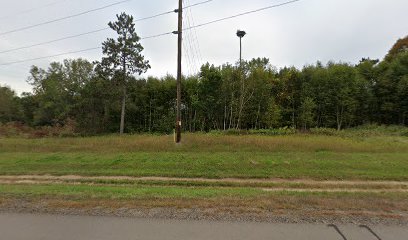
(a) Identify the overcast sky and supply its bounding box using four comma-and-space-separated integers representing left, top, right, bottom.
0, 0, 407, 94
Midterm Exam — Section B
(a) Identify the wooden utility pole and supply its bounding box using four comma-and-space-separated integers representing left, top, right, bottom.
175, 0, 183, 143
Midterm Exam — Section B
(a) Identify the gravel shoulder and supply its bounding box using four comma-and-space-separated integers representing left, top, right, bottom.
1, 175, 408, 226
1, 197, 408, 226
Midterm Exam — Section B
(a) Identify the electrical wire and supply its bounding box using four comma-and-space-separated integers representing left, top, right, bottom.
0, 28, 108, 54
0, 31, 174, 66
183, 0, 302, 31
0, 0, 132, 36
185, 0, 203, 74
0, 47, 101, 66
0, 0, 69, 20
183, 0, 213, 10
183, 0, 198, 75
0, 0, 214, 54
0, 0, 302, 67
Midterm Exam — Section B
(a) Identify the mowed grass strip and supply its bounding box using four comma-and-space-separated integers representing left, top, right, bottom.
0, 184, 262, 200
0, 152, 407, 180
1, 183, 408, 204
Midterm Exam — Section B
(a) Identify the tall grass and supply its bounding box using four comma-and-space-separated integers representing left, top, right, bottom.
1, 133, 407, 153
1, 130, 407, 180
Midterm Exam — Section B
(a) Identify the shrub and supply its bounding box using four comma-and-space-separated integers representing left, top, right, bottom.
310, 124, 408, 137
344, 124, 408, 137
0, 119, 78, 138
208, 127, 296, 136
310, 128, 339, 136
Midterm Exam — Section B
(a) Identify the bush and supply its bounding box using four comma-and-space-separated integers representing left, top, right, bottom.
310, 124, 408, 137
208, 127, 296, 136
310, 128, 339, 136
248, 127, 297, 136
344, 124, 408, 137
0, 119, 78, 138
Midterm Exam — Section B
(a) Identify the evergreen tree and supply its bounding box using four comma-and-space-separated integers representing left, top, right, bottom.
100, 12, 150, 134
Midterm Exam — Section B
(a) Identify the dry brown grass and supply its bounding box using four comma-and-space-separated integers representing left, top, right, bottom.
1, 193, 407, 222
1, 175, 407, 191
2, 133, 407, 153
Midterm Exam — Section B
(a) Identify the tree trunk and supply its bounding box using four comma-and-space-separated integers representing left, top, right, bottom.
193, 110, 197, 132
149, 98, 152, 132
103, 100, 110, 131
223, 99, 227, 131
229, 92, 234, 129
292, 99, 296, 128
237, 82, 244, 129
255, 102, 261, 129
120, 50, 127, 135
336, 105, 344, 131
120, 86, 126, 134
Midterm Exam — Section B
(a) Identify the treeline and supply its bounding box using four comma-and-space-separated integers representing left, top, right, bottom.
1, 37, 407, 135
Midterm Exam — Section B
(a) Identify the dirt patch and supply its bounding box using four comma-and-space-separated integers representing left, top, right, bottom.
262, 188, 408, 193
1, 175, 408, 185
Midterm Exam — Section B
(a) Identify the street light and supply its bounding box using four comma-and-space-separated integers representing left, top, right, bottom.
236, 30, 246, 66
236, 30, 246, 130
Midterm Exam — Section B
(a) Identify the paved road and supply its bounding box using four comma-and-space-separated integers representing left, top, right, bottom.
0, 213, 406, 240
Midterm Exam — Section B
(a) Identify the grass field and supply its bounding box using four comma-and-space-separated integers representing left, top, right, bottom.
1, 134, 408, 180
1, 132, 408, 222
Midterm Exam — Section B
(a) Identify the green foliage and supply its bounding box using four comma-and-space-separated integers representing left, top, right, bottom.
2, 34, 408, 135
344, 124, 408, 137
0, 120, 77, 138
385, 35, 408, 61
99, 12, 150, 134
26, 59, 94, 126
208, 127, 296, 136
264, 98, 282, 128
309, 128, 339, 136
310, 124, 408, 137
298, 97, 316, 130
0, 85, 22, 123
100, 12, 150, 77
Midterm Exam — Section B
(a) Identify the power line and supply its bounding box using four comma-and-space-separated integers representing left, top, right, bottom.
0, 32, 173, 66
189, 2, 204, 63
184, 0, 213, 9
177, 0, 303, 73
0, 47, 101, 66
0, 28, 108, 54
182, 36, 194, 75
141, 31, 174, 40
0, 0, 301, 67
185, 0, 203, 74
183, 0, 198, 75
0, 0, 69, 20
183, 0, 302, 31
0, 0, 214, 54
0, 0, 132, 37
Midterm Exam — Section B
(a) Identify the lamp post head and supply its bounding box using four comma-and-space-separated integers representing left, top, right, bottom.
236, 30, 246, 38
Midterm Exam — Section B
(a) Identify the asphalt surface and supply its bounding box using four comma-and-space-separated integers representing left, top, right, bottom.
0, 213, 407, 240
